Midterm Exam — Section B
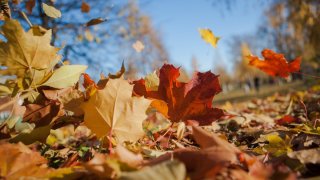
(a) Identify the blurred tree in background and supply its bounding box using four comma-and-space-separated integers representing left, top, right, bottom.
212, 0, 319, 74
262, 0, 320, 68
1, 0, 169, 78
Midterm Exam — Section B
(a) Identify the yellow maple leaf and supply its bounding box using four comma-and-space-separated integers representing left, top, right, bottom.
198, 28, 220, 48
0, 19, 61, 77
82, 78, 151, 143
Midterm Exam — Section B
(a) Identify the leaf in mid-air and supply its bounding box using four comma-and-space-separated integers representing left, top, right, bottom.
0, 19, 61, 77
199, 28, 220, 48
42, 3, 61, 18
81, 2, 90, 13
85, 18, 107, 27
82, 78, 151, 142
248, 49, 301, 78
132, 40, 145, 53
133, 64, 224, 125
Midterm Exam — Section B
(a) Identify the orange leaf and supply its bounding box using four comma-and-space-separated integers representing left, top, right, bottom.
133, 64, 224, 125
248, 49, 301, 78
81, 2, 90, 13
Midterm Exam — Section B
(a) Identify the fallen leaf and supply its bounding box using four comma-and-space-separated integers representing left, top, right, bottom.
147, 127, 241, 179
113, 145, 143, 168
82, 78, 151, 142
199, 28, 220, 48
144, 71, 159, 91
276, 115, 296, 125
132, 40, 145, 53
85, 18, 107, 27
42, 3, 61, 18
0, 19, 61, 77
248, 49, 301, 78
97, 62, 125, 89
288, 148, 320, 164
0, 142, 49, 178
42, 65, 87, 88
119, 160, 186, 180
23, 101, 64, 127
133, 64, 224, 125
81, 2, 90, 13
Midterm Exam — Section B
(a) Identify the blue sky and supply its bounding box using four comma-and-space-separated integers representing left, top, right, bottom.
140, 0, 270, 73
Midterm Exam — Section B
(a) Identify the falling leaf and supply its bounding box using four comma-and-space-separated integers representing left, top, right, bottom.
42, 65, 87, 88
133, 64, 224, 125
119, 160, 186, 180
42, 3, 61, 18
132, 40, 145, 53
248, 49, 301, 78
82, 78, 151, 142
26, 0, 36, 14
0, 19, 61, 77
81, 2, 90, 13
85, 18, 107, 27
84, 29, 94, 42
199, 28, 220, 48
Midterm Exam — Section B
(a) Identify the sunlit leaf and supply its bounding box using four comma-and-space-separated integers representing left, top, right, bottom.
199, 28, 220, 48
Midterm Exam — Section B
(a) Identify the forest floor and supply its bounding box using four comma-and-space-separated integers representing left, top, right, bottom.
215, 80, 309, 104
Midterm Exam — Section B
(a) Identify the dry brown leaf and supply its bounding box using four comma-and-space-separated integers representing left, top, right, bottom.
81, 2, 90, 13
85, 18, 107, 27
82, 78, 151, 143
147, 127, 246, 179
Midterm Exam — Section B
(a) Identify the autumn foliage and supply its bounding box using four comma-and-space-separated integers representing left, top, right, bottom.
1, 2, 320, 179
133, 64, 224, 125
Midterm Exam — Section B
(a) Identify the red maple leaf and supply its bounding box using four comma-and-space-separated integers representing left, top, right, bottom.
133, 64, 224, 125
248, 49, 301, 78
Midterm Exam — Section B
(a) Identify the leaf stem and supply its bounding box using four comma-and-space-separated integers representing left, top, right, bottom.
19, 11, 33, 28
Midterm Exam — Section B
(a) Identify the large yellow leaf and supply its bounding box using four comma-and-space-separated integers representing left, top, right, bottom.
82, 78, 151, 143
199, 28, 220, 48
0, 19, 61, 77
